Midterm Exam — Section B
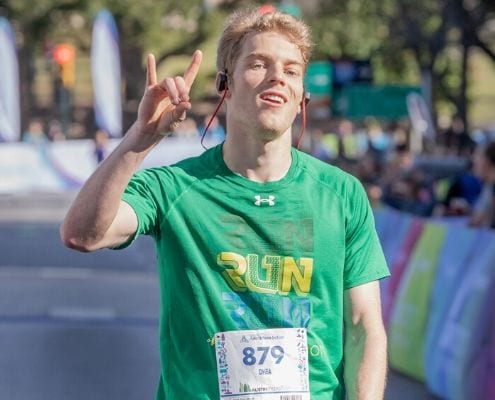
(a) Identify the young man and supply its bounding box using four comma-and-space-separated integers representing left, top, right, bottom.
61, 8, 389, 400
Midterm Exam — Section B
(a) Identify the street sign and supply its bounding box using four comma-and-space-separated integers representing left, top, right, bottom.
305, 61, 332, 98
333, 84, 421, 120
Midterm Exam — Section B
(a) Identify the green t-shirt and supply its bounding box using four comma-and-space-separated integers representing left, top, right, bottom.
121, 144, 389, 399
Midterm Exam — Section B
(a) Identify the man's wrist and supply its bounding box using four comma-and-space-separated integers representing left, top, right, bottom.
125, 122, 166, 147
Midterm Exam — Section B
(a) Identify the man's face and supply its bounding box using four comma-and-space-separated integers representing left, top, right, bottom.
226, 31, 305, 141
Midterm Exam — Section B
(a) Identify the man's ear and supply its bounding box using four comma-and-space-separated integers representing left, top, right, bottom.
215, 71, 228, 94
298, 91, 310, 114
303, 91, 310, 106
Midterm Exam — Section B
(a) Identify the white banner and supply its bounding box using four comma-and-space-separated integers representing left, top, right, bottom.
0, 137, 218, 193
0, 18, 20, 142
91, 10, 122, 138
407, 92, 435, 153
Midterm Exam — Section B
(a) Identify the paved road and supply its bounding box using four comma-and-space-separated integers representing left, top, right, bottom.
0, 193, 439, 399
0, 266, 160, 400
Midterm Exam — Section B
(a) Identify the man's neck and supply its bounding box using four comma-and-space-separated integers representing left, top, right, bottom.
222, 129, 293, 183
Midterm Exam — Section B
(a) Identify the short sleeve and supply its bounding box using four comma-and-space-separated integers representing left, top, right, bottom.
344, 176, 390, 289
117, 169, 162, 248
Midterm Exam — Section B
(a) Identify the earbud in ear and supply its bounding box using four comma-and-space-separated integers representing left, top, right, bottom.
296, 91, 310, 150
303, 91, 311, 106
217, 71, 228, 92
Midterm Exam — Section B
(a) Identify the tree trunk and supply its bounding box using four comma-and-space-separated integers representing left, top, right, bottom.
457, 40, 469, 130
18, 45, 36, 136
120, 45, 145, 132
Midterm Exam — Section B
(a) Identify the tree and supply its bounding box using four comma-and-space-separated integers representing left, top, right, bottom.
304, 0, 495, 131
4, 0, 491, 135
381, 0, 495, 130
0, 0, 88, 130
0, 0, 229, 132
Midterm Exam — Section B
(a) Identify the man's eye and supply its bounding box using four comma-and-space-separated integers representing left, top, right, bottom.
285, 69, 300, 77
251, 63, 264, 69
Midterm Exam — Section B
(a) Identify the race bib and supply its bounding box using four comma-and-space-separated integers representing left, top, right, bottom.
215, 328, 310, 400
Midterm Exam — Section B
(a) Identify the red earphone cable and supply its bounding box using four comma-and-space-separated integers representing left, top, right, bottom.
296, 98, 307, 150
201, 90, 228, 150
202, 90, 307, 150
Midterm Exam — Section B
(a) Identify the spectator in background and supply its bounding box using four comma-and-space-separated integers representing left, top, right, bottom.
379, 143, 437, 217
22, 119, 48, 145
380, 143, 414, 188
382, 168, 437, 217
367, 120, 391, 161
470, 142, 495, 228
174, 117, 199, 138
435, 159, 483, 217
94, 129, 110, 164
47, 119, 66, 141
310, 128, 333, 162
443, 116, 475, 157
390, 122, 409, 149
336, 118, 355, 159
67, 122, 86, 139
355, 152, 384, 208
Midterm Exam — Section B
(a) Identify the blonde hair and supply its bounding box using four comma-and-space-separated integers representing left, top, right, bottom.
216, 8, 313, 77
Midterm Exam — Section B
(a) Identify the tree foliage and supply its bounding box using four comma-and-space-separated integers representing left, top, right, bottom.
305, 0, 495, 127
0, 0, 493, 130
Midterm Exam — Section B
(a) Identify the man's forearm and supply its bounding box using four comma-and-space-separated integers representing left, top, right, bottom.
60, 123, 160, 250
344, 324, 388, 400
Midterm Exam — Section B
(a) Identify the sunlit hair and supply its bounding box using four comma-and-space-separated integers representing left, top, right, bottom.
216, 8, 313, 80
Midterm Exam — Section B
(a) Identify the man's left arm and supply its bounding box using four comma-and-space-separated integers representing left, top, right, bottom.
343, 280, 388, 400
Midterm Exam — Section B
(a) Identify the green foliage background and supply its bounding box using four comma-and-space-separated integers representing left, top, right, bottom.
0, 0, 494, 130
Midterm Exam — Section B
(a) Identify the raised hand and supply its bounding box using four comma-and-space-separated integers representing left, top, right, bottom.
137, 50, 203, 137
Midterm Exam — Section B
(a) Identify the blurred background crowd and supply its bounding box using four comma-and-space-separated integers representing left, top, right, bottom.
301, 117, 495, 229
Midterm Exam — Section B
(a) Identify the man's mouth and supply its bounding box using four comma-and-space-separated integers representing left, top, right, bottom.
260, 92, 287, 105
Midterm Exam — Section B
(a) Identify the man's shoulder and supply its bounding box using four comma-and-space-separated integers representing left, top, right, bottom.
138, 144, 220, 182
297, 150, 358, 189
129, 145, 220, 192
169, 144, 220, 177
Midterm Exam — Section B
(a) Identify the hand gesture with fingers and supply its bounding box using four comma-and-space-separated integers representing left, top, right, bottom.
137, 50, 203, 137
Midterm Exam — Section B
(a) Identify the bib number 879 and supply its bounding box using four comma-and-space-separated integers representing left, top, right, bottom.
242, 346, 284, 366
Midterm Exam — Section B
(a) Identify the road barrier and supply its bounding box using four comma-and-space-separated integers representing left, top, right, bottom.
0, 138, 217, 193
375, 207, 495, 400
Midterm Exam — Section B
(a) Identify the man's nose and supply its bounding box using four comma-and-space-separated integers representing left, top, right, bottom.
268, 65, 286, 85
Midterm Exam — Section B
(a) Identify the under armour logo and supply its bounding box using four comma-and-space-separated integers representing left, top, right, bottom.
254, 195, 276, 206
